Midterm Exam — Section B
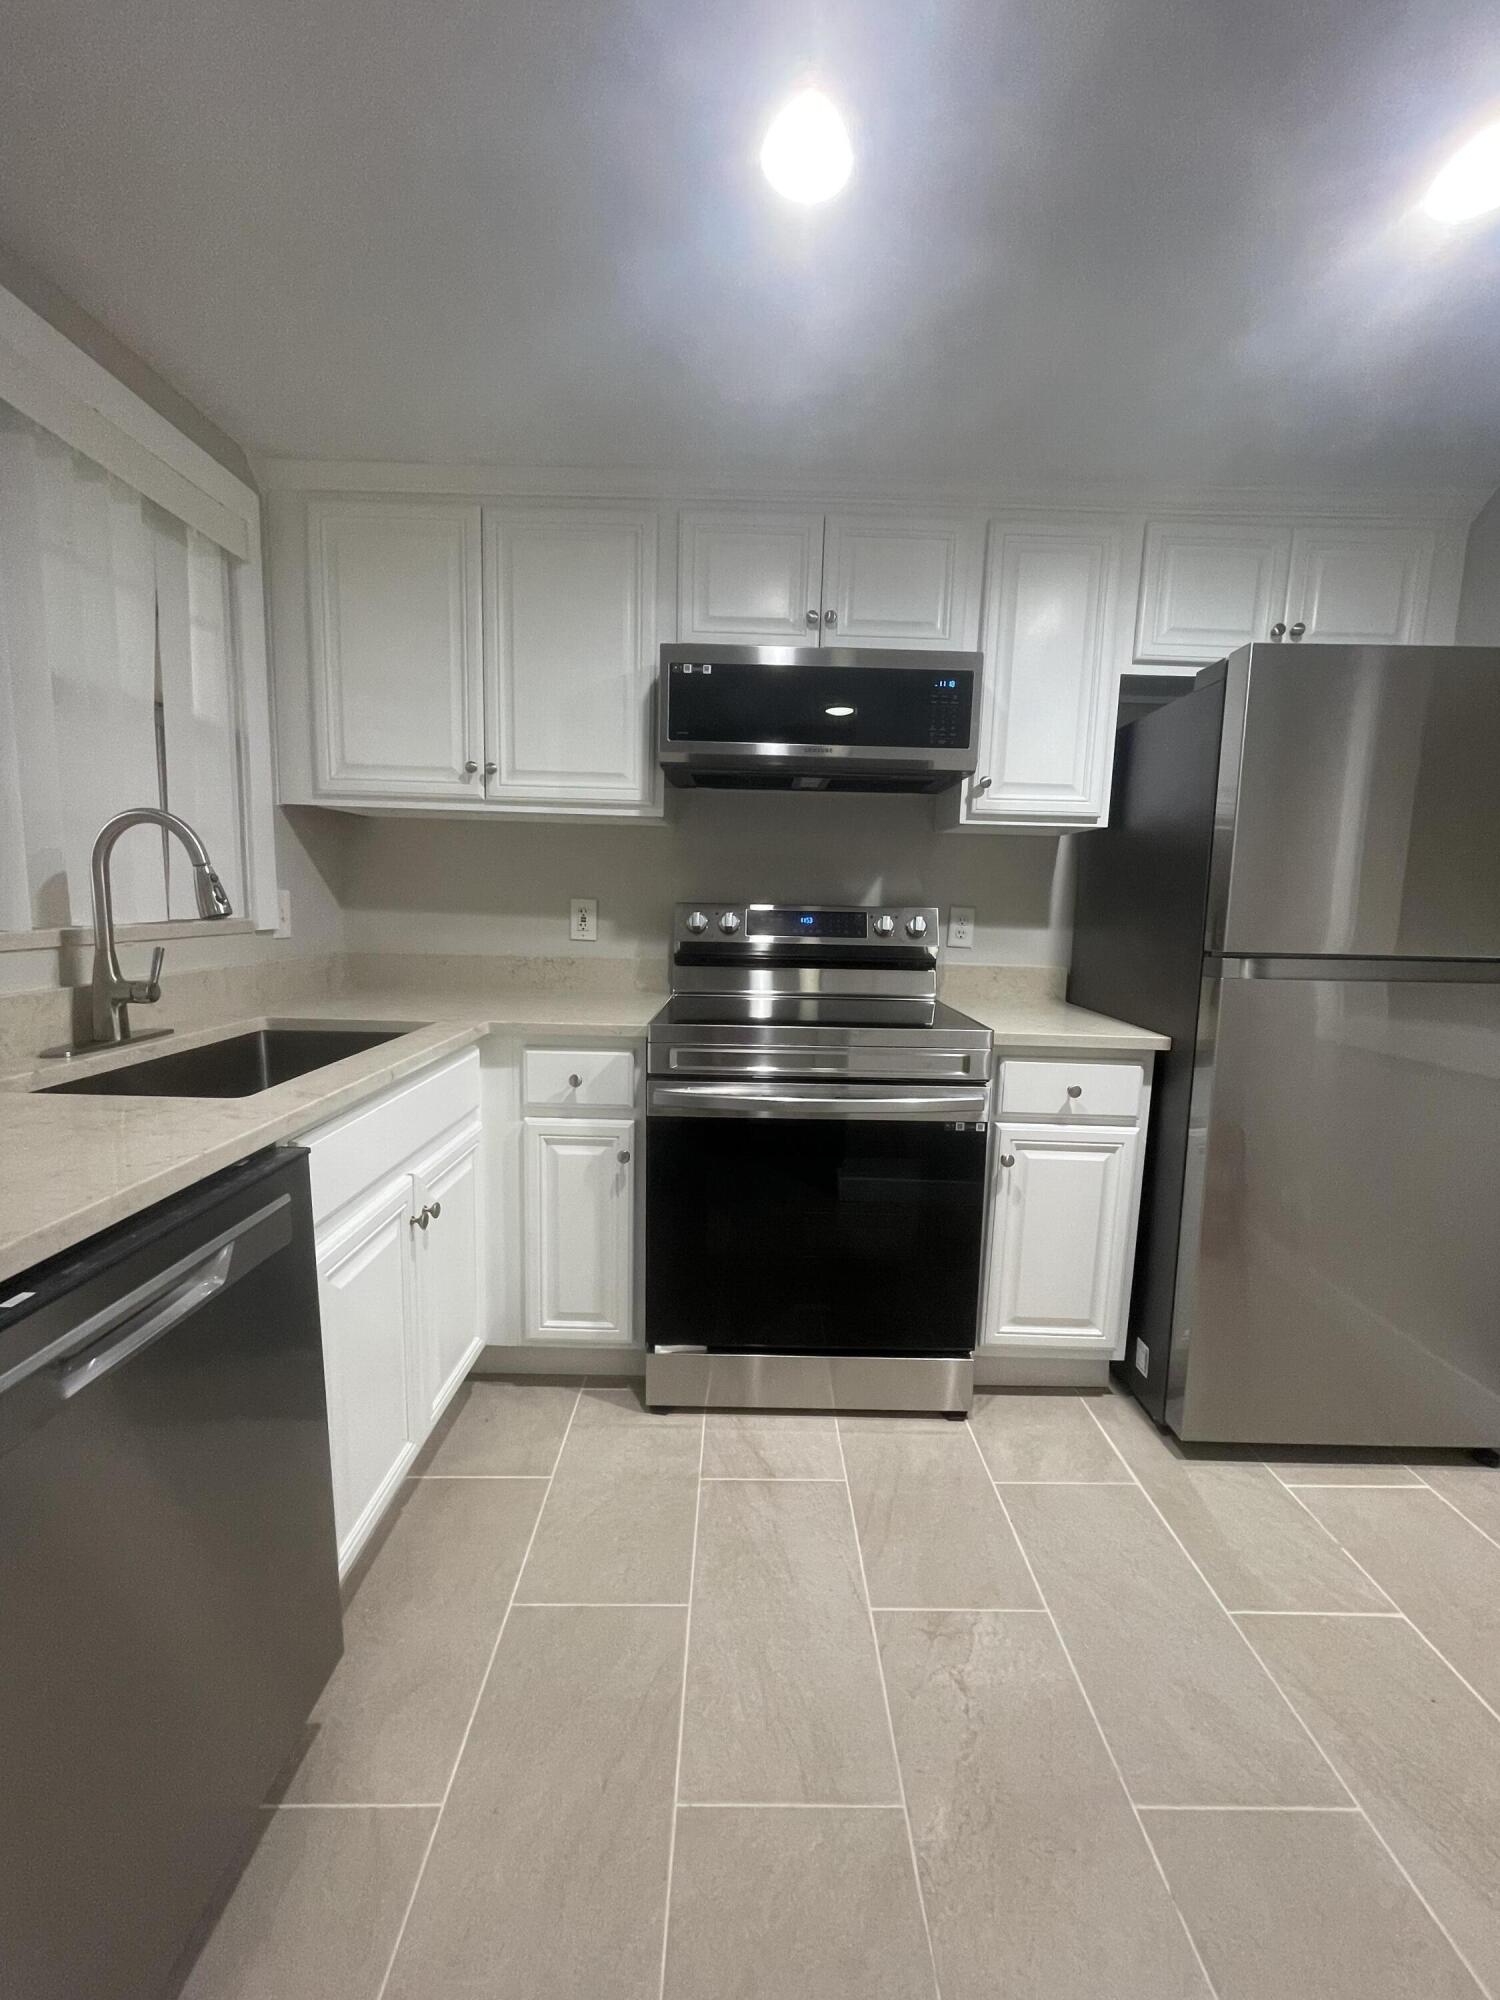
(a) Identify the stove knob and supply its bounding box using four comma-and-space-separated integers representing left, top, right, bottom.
905, 914, 928, 938
872, 914, 896, 937
718, 910, 741, 934
685, 910, 709, 935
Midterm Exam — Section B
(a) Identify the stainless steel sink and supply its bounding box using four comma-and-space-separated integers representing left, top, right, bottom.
39, 1024, 409, 1098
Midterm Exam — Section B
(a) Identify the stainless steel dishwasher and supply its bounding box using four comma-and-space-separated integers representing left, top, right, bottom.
0, 1147, 342, 2000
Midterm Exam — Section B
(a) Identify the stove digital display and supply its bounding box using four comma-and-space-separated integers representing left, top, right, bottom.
751, 909, 869, 940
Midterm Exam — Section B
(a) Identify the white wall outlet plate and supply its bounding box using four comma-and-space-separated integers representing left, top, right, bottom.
1134, 1339, 1151, 1376
947, 905, 975, 949
275, 888, 292, 940
570, 896, 599, 942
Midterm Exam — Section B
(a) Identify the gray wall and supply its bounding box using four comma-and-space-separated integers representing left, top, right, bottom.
1457, 485, 1500, 644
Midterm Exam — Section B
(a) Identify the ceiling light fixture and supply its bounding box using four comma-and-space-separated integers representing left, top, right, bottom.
760, 89, 853, 205
1422, 118, 1500, 223
824, 704, 855, 717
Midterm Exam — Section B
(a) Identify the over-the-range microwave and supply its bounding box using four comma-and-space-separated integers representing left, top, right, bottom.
657, 644, 982, 793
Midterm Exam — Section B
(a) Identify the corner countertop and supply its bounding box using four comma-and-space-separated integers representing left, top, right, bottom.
0, 979, 1165, 1286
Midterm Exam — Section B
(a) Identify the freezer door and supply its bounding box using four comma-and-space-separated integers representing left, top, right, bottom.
1172, 967, 1500, 1446
1213, 645, 1500, 958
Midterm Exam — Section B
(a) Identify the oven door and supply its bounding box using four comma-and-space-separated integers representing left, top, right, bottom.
645, 1081, 990, 1357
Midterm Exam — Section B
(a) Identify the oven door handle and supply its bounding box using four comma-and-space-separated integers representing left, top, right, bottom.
647, 1081, 990, 1122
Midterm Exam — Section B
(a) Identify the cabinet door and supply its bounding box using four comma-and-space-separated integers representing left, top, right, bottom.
1134, 521, 1291, 664
412, 1116, 484, 1428
985, 1126, 1138, 1355
965, 521, 1121, 824
484, 506, 658, 806
820, 513, 983, 648
316, 1175, 420, 1569
1283, 525, 1436, 645
523, 1115, 634, 1344
307, 499, 483, 798
678, 508, 825, 644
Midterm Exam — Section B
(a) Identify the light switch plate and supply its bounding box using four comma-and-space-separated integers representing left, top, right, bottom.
275, 888, 292, 940
947, 906, 975, 949
570, 896, 598, 942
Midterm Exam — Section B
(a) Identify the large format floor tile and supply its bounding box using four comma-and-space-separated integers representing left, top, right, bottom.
1417, 1464, 1500, 1546
662, 1808, 935, 2000
1003, 1484, 1343, 1806
384, 1606, 683, 2000
1143, 1808, 1479, 2000
1246, 1612, 1500, 1994
680, 1480, 898, 1804
179, 1807, 436, 2000
1293, 1486, 1500, 1711
879, 1611, 1208, 2000
701, 1411, 843, 1480
841, 1426, 1039, 1609
421, 1378, 580, 1476
969, 1391, 1131, 1483
517, 1395, 701, 1604
282, 1477, 544, 1803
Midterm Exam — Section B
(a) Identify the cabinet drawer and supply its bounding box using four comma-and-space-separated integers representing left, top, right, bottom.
524, 1046, 636, 1111
997, 1059, 1143, 1122
307, 1049, 481, 1225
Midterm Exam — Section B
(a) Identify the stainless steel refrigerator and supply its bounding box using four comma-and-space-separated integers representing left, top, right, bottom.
1070, 643, 1500, 1448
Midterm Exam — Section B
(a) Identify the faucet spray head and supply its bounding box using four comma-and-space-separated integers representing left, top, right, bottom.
193, 864, 233, 920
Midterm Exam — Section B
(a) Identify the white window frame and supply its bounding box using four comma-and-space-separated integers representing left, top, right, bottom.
0, 281, 277, 932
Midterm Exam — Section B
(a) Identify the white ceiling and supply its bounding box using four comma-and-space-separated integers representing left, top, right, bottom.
2, 0, 1499, 491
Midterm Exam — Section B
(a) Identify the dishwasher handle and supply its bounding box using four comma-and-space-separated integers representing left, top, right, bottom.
57, 1245, 235, 1398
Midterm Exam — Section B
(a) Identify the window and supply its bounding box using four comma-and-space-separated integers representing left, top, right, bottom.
0, 403, 248, 932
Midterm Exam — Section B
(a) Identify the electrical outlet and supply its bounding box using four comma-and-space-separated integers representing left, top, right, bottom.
275, 888, 292, 940
947, 905, 975, 949
570, 896, 598, 943
1134, 1339, 1151, 1377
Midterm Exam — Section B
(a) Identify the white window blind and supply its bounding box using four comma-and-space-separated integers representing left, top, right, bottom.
0, 404, 246, 932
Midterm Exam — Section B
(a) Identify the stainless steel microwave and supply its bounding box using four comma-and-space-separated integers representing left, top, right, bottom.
657, 644, 982, 793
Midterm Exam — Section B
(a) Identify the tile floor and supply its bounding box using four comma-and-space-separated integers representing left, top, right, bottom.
179, 1380, 1500, 2000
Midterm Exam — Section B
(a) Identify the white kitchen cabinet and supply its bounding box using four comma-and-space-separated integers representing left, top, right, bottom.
1283, 524, 1436, 645
1135, 521, 1292, 665
677, 508, 825, 643
955, 520, 1122, 826
306, 499, 484, 798
984, 1125, 1140, 1355
317, 1175, 420, 1569
523, 1114, 635, 1345
411, 1116, 484, 1428
820, 513, 983, 648
483, 505, 659, 807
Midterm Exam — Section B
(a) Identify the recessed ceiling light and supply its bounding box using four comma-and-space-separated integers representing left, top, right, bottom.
824, 704, 855, 717
760, 89, 853, 206
1422, 119, 1500, 223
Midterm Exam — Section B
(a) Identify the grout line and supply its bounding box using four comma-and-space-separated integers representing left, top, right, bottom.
870, 1604, 1051, 1615
965, 1421, 1223, 2000
266, 1800, 443, 1811
655, 1410, 706, 2000
373, 1382, 585, 2000
1228, 1609, 1405, 1619
514, 1601, 690, 1610
833, 1414, 944, 2000
1263, 1470, 1402, 1611
677, 1800, 905, 1810
1417, 1481, 1500, 1555
1132, 1803, 1362, 1814
1087, 1403, 1494, 2000
991, 1478, 1135, 1486
412, 1473, 552, 1481
1274, 1479, 1424, 1489
700, 1475, 845, 1483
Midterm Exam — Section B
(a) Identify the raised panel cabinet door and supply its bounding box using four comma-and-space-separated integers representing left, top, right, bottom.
820, 512, 984, 647
523, 1116, 634, 1345
677, 508, 826, 643
1134, 521, 1292, 664
967, 522, 1122, 824
484, 506, 658, 804
307, 499, 483, 797
985, 1126, 1138, 1353
316, 1175, 420, 1567
1284, 525, 1436, 645
411, 1117, 484, 1428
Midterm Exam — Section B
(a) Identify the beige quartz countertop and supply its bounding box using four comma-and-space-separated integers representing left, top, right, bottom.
0, 979, 1164, 1286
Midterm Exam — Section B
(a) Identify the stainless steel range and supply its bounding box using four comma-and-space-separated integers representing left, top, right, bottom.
644, 903, 994, 1414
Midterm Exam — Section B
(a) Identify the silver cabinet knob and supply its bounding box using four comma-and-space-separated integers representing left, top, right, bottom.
873, 914, 896, 937
1066, 1084, 1083, 1099
429, 1200, 442, 1220
685, 910, 709, 935
568, 1072, 582, 1088
617, 1149, 631, 1165
1269, 622, 1287, 641
718, 910, 741, 933
484, 761, 497, 776
974, 776, 992, 794
999, 1153, 1016, 1169
823, 608, 837, 627
464, 760, 479, 775
805, 608, 820, 628
905, 914, 928, 938
1288, 621, 1306, 640
411, 1206, 431, 1230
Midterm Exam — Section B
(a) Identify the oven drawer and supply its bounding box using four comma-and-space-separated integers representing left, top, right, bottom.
997, 1059, 1144, 1123
525, 1047, 636, 1111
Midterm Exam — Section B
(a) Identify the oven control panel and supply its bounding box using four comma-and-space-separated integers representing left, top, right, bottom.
672, 904, 941, 948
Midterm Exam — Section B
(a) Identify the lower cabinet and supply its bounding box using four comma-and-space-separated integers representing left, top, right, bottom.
985, 1125, 1139, 1354
523, 1114, 635, 1344
411, 1116, 483, 1426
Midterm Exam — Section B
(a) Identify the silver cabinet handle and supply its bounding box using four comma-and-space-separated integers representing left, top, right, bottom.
823, 608, 837, 627
999, 1153, 1016, 1169
1269, 622, 1287, 641
618, 1149, 631, 1165
411, 1206, 431, 1230
59, 1246, 234, 1398
484, 761, 497, 776
1288, 621, 1306, 640
463, 760, 479, 775
974, 776, 992, 794
805, 608, 819, 628
1066, 1084, 1083, 1098
428, 1200, 442, 1220
568, 1072, 583, 1088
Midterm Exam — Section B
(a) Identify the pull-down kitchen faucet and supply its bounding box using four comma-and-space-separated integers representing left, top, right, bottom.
88, 809, 233, 1046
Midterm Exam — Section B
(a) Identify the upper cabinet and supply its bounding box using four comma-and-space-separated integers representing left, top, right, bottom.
1135, 518, 1448, 669
308, 499, 484, 798
677, 507, 982, 650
